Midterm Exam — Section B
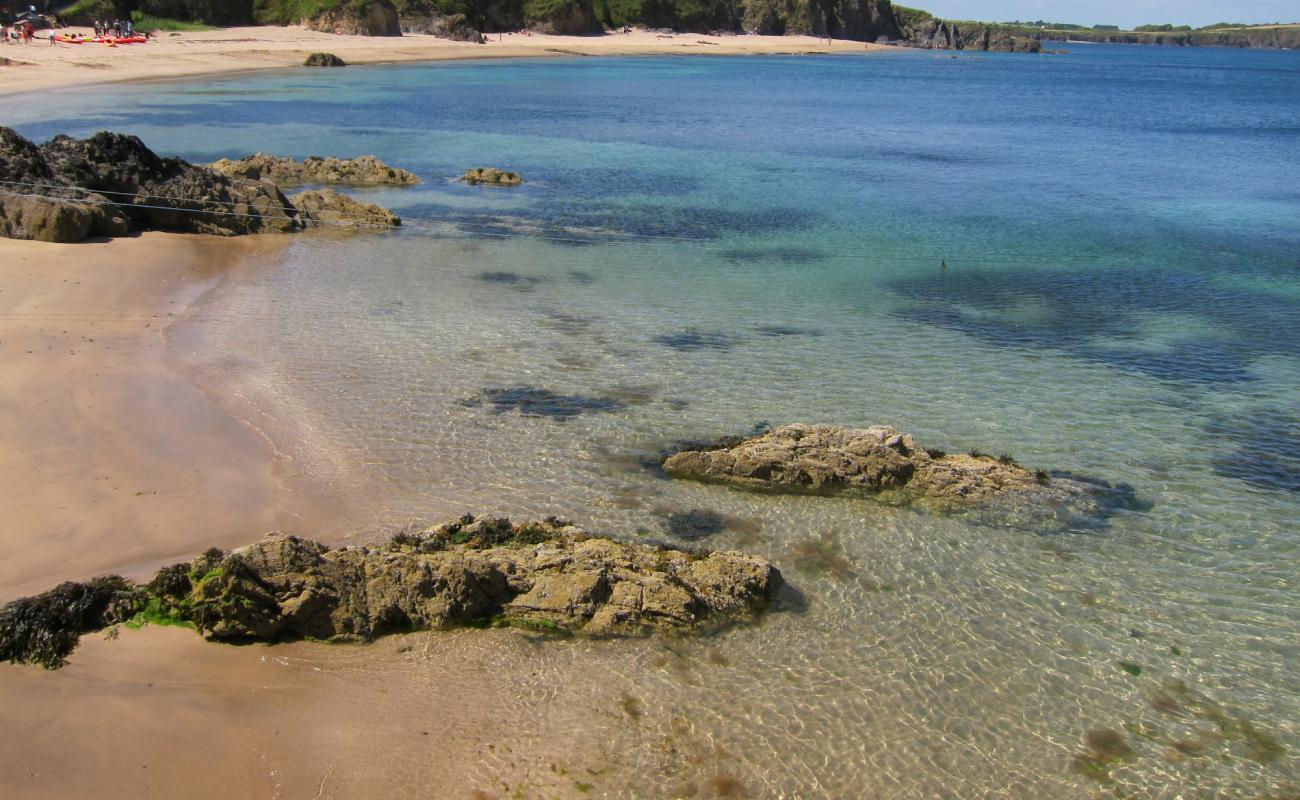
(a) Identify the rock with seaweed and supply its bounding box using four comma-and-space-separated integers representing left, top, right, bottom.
0, 577, 144, 670
209, 153, 420, 186
662, 423, 1145, 528
462, 167, 524, 186
0, 516, 783, 669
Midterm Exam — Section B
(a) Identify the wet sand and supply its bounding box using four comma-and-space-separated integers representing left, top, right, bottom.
0, 25, 890, 97
0, 233, 322, 600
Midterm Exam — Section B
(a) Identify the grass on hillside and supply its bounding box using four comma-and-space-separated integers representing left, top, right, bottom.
129, 12, 217, 31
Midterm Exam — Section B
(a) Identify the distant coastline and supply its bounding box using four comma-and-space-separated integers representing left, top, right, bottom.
0, 26, 892, 98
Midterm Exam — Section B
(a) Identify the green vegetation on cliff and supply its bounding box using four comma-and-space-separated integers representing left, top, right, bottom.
57, 0, 1300, 49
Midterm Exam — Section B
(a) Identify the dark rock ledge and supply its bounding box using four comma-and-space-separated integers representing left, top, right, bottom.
0, 127, 403, 243
0, 516, 782, 670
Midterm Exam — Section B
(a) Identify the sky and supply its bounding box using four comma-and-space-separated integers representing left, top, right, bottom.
914, 1, 1298, 28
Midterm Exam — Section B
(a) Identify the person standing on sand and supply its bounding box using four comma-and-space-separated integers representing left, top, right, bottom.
47, 28, 55, 45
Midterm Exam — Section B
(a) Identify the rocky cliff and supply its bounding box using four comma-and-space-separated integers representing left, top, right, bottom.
304, 0, 403, 35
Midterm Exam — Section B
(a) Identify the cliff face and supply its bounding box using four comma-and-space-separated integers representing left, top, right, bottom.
304, 0, 403, 35
899, 16, 1041, 51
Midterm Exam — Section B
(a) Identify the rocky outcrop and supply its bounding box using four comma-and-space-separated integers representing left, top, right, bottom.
209, 153, 421, 186
462, 167, 523, 186
305, 0, 402, 36
0, 516, 783, 669
663, 424, 1144, 527
899, 17, 1041, 51
525, 0, 603, 35
400, 12, 484, 41
0, 127, 295, 241
0, 128, 401, 243
742, 0, 903, 40
303, 52, 347, 66
291, 188, 401, 228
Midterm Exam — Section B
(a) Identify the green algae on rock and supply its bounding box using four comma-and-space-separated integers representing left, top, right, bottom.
0, 517, 782, 669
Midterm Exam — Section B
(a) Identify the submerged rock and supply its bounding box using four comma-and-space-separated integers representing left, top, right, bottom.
209, 153, 420, 186
663, 424, 1144, 527
0, 517, 782, 669
291, 188, 401, 228
303, 52, 347, 67
462, 167, 523, 186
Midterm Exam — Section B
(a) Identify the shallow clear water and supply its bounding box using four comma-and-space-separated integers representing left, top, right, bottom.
10, 46, 1300, 797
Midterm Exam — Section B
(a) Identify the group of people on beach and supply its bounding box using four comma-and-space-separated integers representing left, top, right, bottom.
93, 19, 135, 38
1, 21, 38, 44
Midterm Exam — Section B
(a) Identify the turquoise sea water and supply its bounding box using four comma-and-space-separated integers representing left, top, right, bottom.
9, 45, 1300, 797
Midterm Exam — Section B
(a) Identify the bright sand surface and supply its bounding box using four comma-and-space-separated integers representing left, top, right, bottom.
0, 25, 889, 96
0, 233, 338, 602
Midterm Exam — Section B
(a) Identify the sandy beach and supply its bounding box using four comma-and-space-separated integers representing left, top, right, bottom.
0, 25, 888, 96
0, 233, 619, 799
0, 234, 337, 601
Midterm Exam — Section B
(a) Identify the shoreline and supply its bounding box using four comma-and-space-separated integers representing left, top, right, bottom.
0, 232, 332, 601
0, 25, 892, 97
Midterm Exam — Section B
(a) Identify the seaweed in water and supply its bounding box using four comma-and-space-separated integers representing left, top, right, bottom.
652, 329, 735, 352
1206, 405, 1300, 493
661, 509, 728, 540
475, 386, 627, 421
890, 267, 1299, 386
755, 324, 825, 338
719, 246, 828, 265
476, 271, 543, 291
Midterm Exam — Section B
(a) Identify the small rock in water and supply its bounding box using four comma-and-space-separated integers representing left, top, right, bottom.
462, 167, 523, 186
303, 52, 346, 67
662, 423, 1147, 530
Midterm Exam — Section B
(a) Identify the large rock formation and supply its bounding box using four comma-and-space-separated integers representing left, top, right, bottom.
901, 17, 1041, 52
209, 153, 421, 186
0, 128, 402, 243
663, 424, 1144, 527
305, 0, 402, 35
0, 127, 294, 240
742, 0, 903, 40
291, 188, 401, 228
400, 12, 484, 41
0, 517, 783, 669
